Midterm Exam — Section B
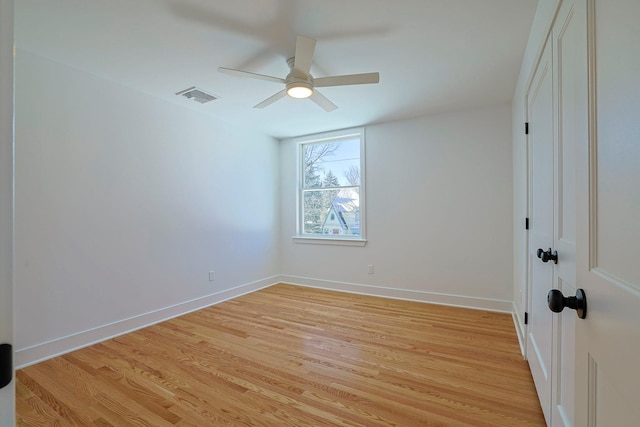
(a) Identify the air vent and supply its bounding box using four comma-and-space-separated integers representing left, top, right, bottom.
175, 86, 218, 104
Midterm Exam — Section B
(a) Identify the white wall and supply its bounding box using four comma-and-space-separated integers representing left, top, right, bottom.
14, 51, 280, 366
512, 0, 560, 336
280, 105, 514, 311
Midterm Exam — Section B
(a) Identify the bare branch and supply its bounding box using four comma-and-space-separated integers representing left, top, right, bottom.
344, 164, 360, 186
304, 143, 339, 173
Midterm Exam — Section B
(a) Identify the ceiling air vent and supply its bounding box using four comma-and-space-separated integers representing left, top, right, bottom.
176, 86, 218, 104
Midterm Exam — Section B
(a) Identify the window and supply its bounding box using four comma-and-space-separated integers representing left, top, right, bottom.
295, 128, 366, 245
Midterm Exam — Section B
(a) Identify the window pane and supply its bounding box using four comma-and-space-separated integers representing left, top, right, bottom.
303, 137, 360, 189
302, 188, 360, 236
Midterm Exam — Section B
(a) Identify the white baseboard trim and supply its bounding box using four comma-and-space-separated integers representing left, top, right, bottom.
512, 303, 527, 358
279, 275, 513, 313
15, 276, 280, 369
16, 275, 517, 368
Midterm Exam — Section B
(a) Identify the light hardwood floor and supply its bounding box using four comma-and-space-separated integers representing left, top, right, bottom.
16, 284, 545, 426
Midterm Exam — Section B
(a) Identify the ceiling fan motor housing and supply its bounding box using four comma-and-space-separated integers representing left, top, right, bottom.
286, 57, 314, 98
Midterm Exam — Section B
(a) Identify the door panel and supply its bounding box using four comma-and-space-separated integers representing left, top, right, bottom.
590, 355, 637, 426
574, 0, 640, 425
590, 0, 640, 288
526, 39, 554, 425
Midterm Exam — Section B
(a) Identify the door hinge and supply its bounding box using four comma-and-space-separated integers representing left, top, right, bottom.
0, 343, 12, 389
525, 217, 529, 230
525, 122, 529, 135
524, 312, 529, 325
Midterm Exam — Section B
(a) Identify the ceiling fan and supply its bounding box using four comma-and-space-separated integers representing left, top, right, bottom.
218, 35, 380, 112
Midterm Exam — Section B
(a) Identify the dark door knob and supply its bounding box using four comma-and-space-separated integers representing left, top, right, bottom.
537, 247, 558, 264
0, 343, 11, 389
547, 289, 587, 319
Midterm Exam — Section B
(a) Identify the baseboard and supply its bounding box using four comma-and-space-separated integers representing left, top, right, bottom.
16, 275, 516, 368
15, 276, 280, 369
279, 275, 513, 313
512, 303, 527, 357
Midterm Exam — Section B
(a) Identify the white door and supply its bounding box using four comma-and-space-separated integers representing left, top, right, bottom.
0, 0, 15, 425
573, 0, 640, 425
526, 37, 555, 425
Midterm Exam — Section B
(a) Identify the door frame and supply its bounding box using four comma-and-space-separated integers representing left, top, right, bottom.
0, 0, 15, 424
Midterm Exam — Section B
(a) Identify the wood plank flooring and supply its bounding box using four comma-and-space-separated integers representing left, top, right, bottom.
16, 284, 545, 426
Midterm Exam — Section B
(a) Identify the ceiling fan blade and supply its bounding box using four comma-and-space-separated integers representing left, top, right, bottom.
314, 72, 380, 87
253, 89, 287, 109
218, 67, 285, 84
310, 90, 338, 112
293, 35, 316, 78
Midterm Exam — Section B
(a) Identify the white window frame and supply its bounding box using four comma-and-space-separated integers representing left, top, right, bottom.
293, 127, 367, 246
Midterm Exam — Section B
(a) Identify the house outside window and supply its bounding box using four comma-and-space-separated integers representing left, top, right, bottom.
295, 128, 366, 245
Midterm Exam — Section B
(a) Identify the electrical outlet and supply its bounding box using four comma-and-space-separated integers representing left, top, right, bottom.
368, 265, 374, 274
209, 271, 215, 282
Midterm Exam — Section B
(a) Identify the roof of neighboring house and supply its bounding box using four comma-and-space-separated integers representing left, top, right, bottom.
323, 197, 359, 231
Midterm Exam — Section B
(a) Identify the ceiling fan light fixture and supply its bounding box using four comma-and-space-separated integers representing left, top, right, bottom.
286, 82, 313, 99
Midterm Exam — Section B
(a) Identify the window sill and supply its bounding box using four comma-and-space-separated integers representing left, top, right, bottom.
292, 236, 367, 247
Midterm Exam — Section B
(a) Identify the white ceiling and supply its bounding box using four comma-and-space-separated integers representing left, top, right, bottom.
15, 0, 538, 139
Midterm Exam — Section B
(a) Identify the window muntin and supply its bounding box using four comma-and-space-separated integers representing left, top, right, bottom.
297, 129, 365, 240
